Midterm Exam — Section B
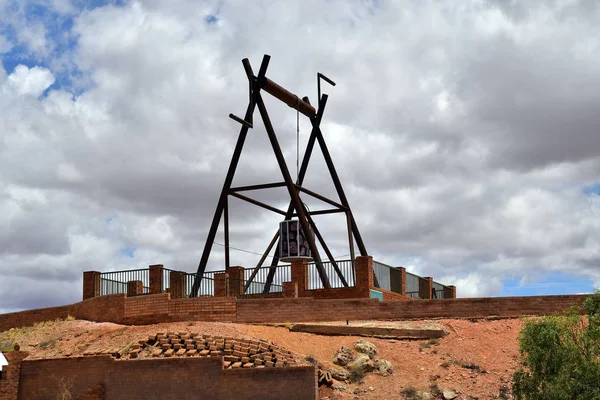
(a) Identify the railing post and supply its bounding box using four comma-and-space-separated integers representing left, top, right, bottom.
419, 277, 433, 299
214, 272, 229, 297
149, 264, 164, 294
396, 267, 407, 297
169, 271, 186, 299
355, 256, 373, 297
226, 266, 244, 296
83, 271, 100, 300
291, 260, 308, 296
282, 281, 299, 298
444, 285, 457, 299
127, 280, 144, 297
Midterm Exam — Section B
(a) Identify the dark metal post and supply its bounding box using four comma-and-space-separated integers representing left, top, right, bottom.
256, 93, 331, 289
224, 197, 230, 270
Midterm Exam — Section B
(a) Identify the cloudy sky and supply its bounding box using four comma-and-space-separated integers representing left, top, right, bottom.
1, 0, 599, 312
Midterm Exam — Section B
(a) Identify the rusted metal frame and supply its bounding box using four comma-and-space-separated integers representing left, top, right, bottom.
224, 197, 230, 270
346, 211, 355, 283
294, 184, 347, 210
258, 76, 316, 118
255, 93, 331, 289
302, 209, 349, 287
258, 96, 328, 293
314, 126, 368, 256
291, 208, 345, 217
229, 192, 287, 216
243, 231, 279, 292
191, 56, 267, 297
230, 182, 286, 192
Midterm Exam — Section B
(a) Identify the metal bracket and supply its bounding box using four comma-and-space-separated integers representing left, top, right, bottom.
317, 72, 336, 103
229, 113, 253, 129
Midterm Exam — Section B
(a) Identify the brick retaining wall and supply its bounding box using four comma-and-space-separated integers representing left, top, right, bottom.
0, 293, 589, 332
16, 355, 317, 400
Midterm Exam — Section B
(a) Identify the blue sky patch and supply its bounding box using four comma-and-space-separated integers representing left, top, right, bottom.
119, 247, 135, 258
1, 0, 125, 95
499, 272, 595, 297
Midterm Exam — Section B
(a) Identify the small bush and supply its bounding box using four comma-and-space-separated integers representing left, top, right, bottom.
428, 338, 439, 346
419, 342, 431, 349
65, 315, 75, 321
187, 321, 195, 326
347, 367, 365, 384
461, 363, 482, 372
304, 355, 318, 366
512, 290, 600, 399
40, 339, 56, 350
441, 361, 452, 368
400, 387, 418, 399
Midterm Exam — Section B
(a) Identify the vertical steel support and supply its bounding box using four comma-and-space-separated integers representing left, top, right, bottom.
255, 93, 331, 289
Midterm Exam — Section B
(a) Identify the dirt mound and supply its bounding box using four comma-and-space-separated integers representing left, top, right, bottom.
0, 317, 526, 399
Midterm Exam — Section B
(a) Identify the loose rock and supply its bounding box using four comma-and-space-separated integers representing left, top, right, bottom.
374, 359, 393, 376
354, 339, 378, 358
416, 390, 432, 400
328, 368, 350, 381
442, 389, 458, 400
332, 345, 355, 366
347, 353, 374, 373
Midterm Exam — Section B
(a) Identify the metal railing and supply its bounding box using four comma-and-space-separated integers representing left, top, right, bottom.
99, 269, 150, 296
228, 277, 283, 296
406, 291, 420, 299
243, 265, 291, 291
307, 259, 355, 290
405, 271, 420, 296
433, 281, 447, 299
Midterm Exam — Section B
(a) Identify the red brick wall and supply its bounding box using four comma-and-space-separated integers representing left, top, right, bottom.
18, 355, 317, 400
236, 298, 380, 323
0, 293, 590, 333
0, 351, 28, 400
0, 305, 72, 332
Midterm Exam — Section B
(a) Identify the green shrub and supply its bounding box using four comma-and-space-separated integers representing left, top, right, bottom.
512, 290, 600, 399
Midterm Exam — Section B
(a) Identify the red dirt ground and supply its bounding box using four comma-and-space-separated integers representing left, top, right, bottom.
0, 317, 526, 399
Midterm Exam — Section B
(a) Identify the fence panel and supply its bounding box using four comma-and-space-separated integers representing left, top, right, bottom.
372, 261, 392, 291
405, 272, 420, 297
99, 269, 150, 296
307, 260, 355, 289
432, 281, 446, 299
243, 265, 291, 291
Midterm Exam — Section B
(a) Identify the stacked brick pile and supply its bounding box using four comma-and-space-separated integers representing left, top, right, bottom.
126, 332, 298, 369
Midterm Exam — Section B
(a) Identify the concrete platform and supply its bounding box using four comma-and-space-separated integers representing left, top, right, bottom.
289, 320, 447, 339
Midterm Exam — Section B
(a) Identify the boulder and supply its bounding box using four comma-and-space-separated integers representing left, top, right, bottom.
347, 353, 374, 373
328, 368, 350, 381
374, 359, 393, 376
442, 389, 458, 400
416, 390, 432, 400
332, 345, 355, 366
354, 339, 378, 358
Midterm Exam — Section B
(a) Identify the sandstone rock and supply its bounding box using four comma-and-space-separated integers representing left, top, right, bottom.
354, 339, 378, 358
416, 390, 432, 400
374, 359, 393, 376
332, 345, 355, 366
347, 353, 374, 373
442, 389, 458, 400
328, 368, 350, 381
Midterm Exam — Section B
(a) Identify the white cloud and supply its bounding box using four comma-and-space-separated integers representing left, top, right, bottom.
1, 0, 600, 311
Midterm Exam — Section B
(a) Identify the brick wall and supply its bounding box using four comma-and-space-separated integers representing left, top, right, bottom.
0, 351, 28, 400
0, 293, 590, 333
0, 305, 72, 333
17, 355, 317, 400
236, 298, 380, 323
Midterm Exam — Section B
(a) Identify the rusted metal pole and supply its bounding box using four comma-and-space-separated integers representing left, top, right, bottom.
258, 77, 316, 118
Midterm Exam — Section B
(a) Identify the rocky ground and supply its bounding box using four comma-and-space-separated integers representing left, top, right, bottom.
0, 317, 526, 399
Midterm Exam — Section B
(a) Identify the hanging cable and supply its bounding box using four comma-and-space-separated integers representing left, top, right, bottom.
296, 97, 300, 183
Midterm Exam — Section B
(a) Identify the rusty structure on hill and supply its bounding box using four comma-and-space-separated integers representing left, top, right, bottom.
191, 54, 368, 296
